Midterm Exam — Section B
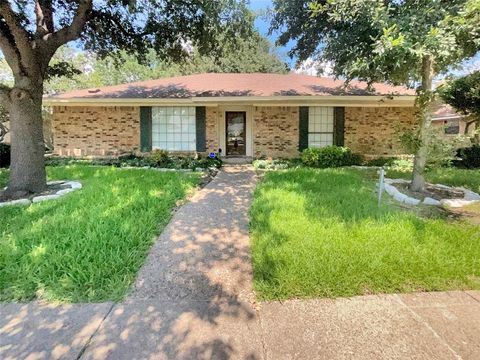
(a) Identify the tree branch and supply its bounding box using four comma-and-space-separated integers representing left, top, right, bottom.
35, 0, 54, 37
49, 0, 92, 49
0, 2, 35, 64
0, 26, 22, 75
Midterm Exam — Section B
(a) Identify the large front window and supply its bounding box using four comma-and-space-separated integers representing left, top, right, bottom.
152, 106, 196, 151
308, 107, 334, 148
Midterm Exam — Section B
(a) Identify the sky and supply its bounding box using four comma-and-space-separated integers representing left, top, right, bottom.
249, 0, 297, 68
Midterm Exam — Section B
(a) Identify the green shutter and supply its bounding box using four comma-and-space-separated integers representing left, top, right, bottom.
299, 106, 309, 151
196, 106, 206, 152
334, 107, 345, 146
140, 107, 152, 152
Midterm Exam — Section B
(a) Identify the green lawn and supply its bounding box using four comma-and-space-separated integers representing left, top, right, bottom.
250, 168, 480, 300
0, 165, 199, 302
387, 167, 480, 193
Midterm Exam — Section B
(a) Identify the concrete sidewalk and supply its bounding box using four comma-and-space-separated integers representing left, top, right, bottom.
1, 166, 480, 359
2, 291, 480, 359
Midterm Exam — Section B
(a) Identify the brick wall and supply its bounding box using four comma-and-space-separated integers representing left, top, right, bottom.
51, 104, 417, 159
205, 107, 220, 154
52, 106, 140, 157
344, 107, 417, 157
253, 106, 300, 158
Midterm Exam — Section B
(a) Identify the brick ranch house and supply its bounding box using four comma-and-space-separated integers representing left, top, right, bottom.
44, 73, 418, 159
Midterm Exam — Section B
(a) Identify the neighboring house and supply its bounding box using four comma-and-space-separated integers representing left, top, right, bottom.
431, 103, 476, 137
44, 73, 417, 159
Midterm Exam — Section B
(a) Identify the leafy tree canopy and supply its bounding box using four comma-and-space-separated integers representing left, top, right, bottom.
43, 33, 287, 95
439, 71, 480, 118
0, 0, 261, 194
272, 0, 480, 87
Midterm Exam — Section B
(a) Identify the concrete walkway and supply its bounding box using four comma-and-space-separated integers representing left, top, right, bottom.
2, 166, 480, 359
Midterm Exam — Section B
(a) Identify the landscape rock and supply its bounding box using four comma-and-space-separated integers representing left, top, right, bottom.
0, 198, 31, 207
384, 183, 398, 196
423, 197, 441, 206
463, 190, 480, 201
47, 180, 65, 185
403, 196, 421, 205
32, 194, 61, 203
441, 199, 476, 208
65, 181, 82, 190
56, 188, 75, 196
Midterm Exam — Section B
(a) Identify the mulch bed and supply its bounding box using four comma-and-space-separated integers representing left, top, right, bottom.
393, 182, 465, 201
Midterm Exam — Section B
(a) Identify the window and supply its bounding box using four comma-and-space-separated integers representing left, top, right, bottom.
152, 107, 196, 151
444, 120, 460, 135
308, 107, 334, 148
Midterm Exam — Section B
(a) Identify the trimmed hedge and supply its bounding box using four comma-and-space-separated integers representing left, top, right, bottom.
301, 146, 362, 168
0, 143, 10, 168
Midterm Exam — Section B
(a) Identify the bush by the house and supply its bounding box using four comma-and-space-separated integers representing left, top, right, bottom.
253, 158, 301, 170
0, 143, 10, 168
46, 152, 222, 170
455, 145, 480, 169
147, 149, 171, 167
301, 146, 362, 168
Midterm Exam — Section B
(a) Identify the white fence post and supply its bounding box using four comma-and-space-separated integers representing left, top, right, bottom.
378, 167, 385, 207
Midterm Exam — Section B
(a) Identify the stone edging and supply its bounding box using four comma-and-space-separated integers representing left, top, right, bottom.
384, 178, 480, 208
0, 180, 82, 207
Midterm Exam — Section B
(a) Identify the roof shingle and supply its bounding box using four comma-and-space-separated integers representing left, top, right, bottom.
51, 73, 416, 99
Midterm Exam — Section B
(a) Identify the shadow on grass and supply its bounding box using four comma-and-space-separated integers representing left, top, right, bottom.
1, 166, 261, 359
250, 168, 480, 300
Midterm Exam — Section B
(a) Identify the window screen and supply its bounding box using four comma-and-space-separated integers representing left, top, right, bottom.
151, 107, 196, 151
444, 120, 460, 135
308, 107, 334, 148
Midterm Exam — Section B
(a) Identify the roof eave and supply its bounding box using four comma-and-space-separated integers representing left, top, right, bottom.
43, 95, 417, 107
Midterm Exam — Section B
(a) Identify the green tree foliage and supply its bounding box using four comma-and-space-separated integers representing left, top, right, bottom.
439, 71, 480, 138
44, 34, 287, 95
272, 0, 480, 190
0, 0, 257, 194
442, 71, 480, 118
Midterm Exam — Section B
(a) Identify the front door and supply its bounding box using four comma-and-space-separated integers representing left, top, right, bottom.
226, 112, 246, 156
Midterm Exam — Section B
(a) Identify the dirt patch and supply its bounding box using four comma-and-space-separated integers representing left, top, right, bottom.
393, 182, 464, 201
449, 203, 480, 225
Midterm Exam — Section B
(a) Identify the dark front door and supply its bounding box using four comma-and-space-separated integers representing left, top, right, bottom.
226, 112, 246, 156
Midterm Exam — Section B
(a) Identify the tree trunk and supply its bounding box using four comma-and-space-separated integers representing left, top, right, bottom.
5, 82, 46, 196
411, 55, 434, 192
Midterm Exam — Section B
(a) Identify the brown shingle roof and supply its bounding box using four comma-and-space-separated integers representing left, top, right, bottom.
431, 103, 464, 120
51, 73, 415, 99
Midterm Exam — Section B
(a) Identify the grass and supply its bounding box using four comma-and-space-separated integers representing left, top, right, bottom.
387, 167, 480, 193
250, 168, 480, 300
0, 168, 7, 188
0, 165, 199, 302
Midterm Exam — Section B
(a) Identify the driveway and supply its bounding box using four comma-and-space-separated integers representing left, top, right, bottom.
1, 166, 480, 359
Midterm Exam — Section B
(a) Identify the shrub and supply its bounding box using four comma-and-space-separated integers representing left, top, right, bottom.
147, 149, 171, 167
45, 152, 223, 170
0, 143, 10, 168
253, 158, 299, 170
301, 146, 361, 168
455, 145, 480, 169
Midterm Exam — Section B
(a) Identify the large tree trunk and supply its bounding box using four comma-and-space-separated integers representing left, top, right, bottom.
5, 81, 46, 196
411, 56, 434, 192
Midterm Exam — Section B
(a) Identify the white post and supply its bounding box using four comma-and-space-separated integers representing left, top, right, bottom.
378, 167, 385, 207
